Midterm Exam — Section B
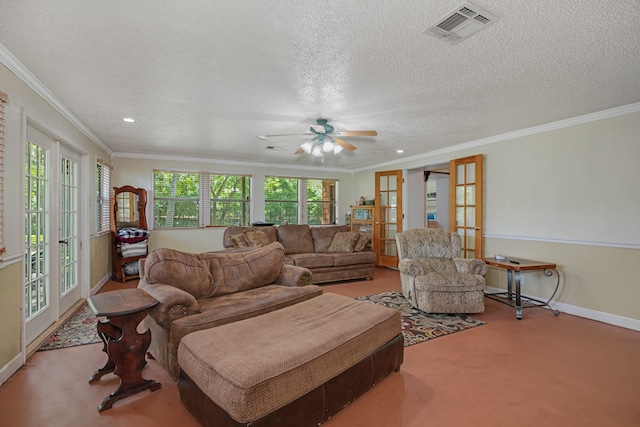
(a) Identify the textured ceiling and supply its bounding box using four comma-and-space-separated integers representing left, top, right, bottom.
1, 0, 639, 170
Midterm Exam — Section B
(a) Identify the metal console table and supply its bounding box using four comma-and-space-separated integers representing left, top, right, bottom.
483, 257, 560, 320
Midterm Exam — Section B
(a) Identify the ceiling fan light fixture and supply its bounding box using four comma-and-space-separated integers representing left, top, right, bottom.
311, 144, 323, 157
300, 141, 313, 153
260, 118, 376, 157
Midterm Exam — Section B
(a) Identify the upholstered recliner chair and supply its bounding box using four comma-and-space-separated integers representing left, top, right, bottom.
396, 228, 488, 314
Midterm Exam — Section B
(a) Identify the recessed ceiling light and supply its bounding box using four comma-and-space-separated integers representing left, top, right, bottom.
123, 117, 135, 123
396, 149, 404, 153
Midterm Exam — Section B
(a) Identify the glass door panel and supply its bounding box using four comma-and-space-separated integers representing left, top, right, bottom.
59, 148, 81, 314
450, 155, 483, 259
25, 133, 52, 344
375, 170, 402, 268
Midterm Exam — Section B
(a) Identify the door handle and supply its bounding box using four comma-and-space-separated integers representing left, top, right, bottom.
58, 240, 68, 244
475, 227, 480, 230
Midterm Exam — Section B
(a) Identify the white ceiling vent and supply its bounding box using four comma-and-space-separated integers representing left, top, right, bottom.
424, 2, 500, 45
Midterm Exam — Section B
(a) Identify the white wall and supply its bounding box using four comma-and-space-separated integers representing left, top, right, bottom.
405, 169, 426, 230
435, 177, 450, 230
350, 106, 640, 324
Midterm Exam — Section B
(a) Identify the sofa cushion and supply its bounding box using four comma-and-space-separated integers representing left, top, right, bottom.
415, 272, 485, 291
276, 225, 315, 254
398, 257, 457, 276
203, 242, 286, 297
223, 226, 277, 248
169, 284, 323, 346
286, 253, 335, 269
353, 233, 371, 252
229, 233, 249, 248
242, 229, 270, 247
310, 225, 350, 253
144, 248, 216, 300
328, 231, 359, 253
332, 251, 376, 267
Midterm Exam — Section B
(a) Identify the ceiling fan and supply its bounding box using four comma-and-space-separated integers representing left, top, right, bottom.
259, 118, 377, 157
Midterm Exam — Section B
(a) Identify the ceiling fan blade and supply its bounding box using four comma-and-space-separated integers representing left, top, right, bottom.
259, 132, 314, 140
294, 147, 305, 155
335, 137, 357, 151
334, 130, 378, 137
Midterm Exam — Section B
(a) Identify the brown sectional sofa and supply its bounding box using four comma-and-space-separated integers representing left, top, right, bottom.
222, 224, 376, 284
138, 241, 322, 379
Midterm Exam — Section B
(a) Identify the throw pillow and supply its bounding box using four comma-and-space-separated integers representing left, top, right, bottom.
229, 233, 249, 248
242, 229, 271, 247
353, 233, 371, 252
327, 231, 360, 253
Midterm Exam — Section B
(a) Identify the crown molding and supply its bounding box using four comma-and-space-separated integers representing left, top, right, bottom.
0, 43, 114, 157
354, 101, 640, 173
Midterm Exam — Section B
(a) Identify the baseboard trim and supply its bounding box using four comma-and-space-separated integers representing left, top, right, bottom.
0, 353, 24, 387
91, 273, 111, 295
485, 286, 640, 331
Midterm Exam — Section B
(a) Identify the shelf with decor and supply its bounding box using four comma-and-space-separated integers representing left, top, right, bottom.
111, 186, 149, 282
350, 205, 375, 249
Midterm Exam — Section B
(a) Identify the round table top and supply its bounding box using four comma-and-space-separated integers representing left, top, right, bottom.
88, 288, 158, 317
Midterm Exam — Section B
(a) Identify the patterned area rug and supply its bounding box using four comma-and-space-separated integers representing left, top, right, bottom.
38, 292, 485, 350
355, 291, 485, 347
39, 303, 102, 351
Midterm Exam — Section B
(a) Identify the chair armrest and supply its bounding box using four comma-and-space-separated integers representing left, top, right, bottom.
454, 258, 488, 276
138, 280, 200, 329
274, 264, 314, 287
398, 258, 457, 276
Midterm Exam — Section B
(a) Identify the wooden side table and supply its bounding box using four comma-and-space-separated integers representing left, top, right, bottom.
88, 288, 161, 412
483, 257, 560, 320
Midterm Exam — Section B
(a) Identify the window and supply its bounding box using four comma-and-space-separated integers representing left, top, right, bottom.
265, 176, 337, 225
264, 177, 298, 225
153, 171, 199, 228
208, 174, 251, 226
96, 160, 111, 233
153, 170, 252, 228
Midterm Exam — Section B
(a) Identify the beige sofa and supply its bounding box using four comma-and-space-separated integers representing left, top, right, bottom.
223, 224, 376, 284
138, 242, 322, 379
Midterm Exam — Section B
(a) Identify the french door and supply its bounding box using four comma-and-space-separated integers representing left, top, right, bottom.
449, 154, 483, 259
58, 147, 81, 315
374, 170, 403, 268
25, 128, 82, 344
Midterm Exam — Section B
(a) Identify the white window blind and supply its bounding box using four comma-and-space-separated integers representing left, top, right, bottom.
0, 90, 7, 255
199, 173, 210, 227
96, 159, 112, 233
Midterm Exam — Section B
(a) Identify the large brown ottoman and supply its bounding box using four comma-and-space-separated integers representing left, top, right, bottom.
178, 292, 404, 427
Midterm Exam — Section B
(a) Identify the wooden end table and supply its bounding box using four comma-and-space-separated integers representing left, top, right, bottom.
483, 257, 560, 320
88, 288, 161, 412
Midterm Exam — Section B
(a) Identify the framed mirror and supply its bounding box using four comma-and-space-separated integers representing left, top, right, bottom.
113, 185, 147, 230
